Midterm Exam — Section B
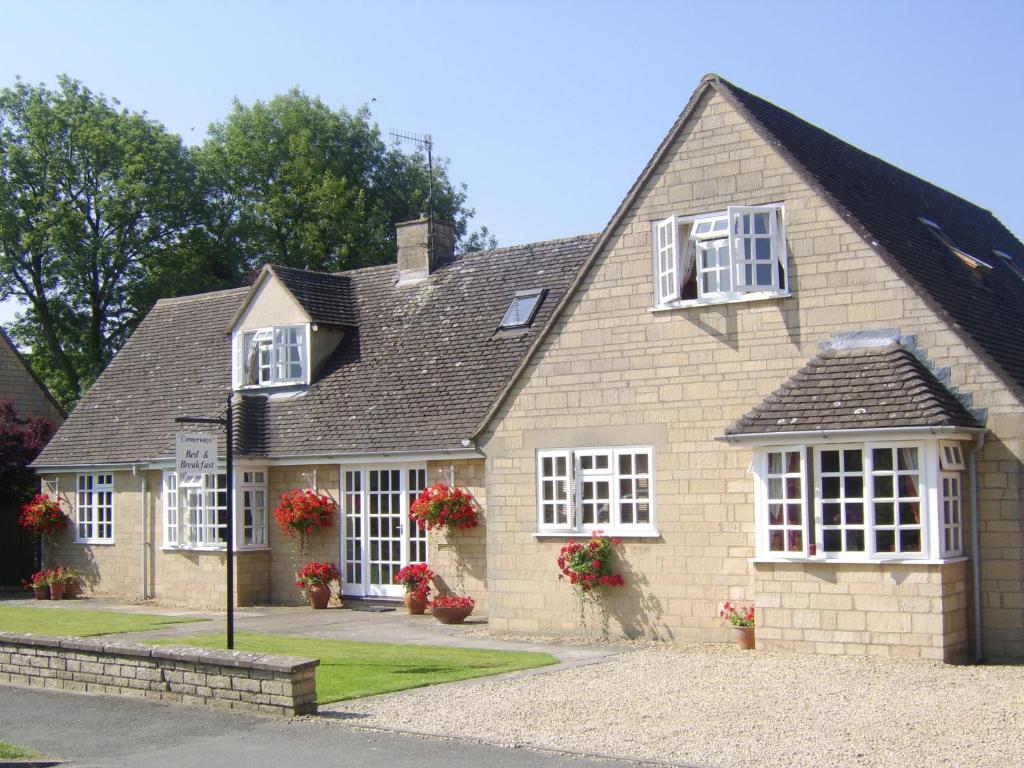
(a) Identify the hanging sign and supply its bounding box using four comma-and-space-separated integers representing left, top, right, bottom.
175, 432, 218, 473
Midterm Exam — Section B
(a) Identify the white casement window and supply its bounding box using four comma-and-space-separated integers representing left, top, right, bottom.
537, 447, 655, 535
75, 474, 114, 543
940, 473, 963, 557
163, 470, 268, 549
240, 470, 268, 547
235, 324, 308, 388
753, 441, 966, 561
652, 204, 788, 306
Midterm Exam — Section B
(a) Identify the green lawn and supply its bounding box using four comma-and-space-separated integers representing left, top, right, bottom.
0, 740, 40, 759
0, 604, 206, 637
160, 632, 558, 703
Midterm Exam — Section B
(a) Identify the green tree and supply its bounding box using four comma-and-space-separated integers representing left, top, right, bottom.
0, 76, 232, 408
197, 89, 483, 272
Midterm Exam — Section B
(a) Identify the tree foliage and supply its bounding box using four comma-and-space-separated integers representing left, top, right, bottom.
0, 77, 235, 407
0, 400, 55, 504
0, 78, 494, 410
198, 89, 477, 272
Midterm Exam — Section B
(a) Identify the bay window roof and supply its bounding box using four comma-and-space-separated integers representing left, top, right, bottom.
723, 340, 982, 439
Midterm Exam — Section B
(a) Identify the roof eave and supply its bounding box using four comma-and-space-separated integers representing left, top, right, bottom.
715, 425, 987, 446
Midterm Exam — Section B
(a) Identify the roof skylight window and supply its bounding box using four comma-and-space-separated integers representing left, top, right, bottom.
918, 217, 993, 271
499, 289, 546, 330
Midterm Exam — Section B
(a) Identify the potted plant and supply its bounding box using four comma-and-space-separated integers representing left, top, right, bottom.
53, 566, 81, 599
557, 532, 625, 602
394, 563, 434, 614
18, 494, 68, 538
295, 561, 340, 609
429, 594, 475, 624
47, 568, 66, 600
719, 602, 756, 649
24, 569, 50, 600
409, 483, 479, 533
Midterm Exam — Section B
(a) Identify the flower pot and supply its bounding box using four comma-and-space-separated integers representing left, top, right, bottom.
431, 605, 474, 624
307, 583, 330, 609
733, 625, 755, 650
404, 594, 427, 615
34, 585, 50, 600
49, 581, 65, 600
64, 581, 79, 599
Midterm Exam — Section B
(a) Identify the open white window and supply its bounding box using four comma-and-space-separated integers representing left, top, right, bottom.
537, 447, 655, 535
163, 470, 268, 550
234, 324, 309, 389
653, 204, 788, 306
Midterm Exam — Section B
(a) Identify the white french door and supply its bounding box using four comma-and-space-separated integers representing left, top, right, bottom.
342, 465, 427, 597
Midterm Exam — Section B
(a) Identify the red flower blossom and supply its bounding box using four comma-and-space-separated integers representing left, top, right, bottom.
555, 534, 625, 597
294, 560, 340, 589
430, 594, 475, 609
395, 563, 434, 602
409, 483, 479, 532
274, 490, 337, 537
19, 494, 68, 537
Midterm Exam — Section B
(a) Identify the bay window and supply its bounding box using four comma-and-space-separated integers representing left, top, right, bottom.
537, 447, 656, 535
754, 441, 966, 561
162, 469, 268, 549
653, 204, 788, 306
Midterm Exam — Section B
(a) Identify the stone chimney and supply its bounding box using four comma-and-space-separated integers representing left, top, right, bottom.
396, 216, 455, 284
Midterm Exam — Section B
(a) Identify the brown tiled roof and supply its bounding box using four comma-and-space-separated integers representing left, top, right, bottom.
33, 235, 596, 467
725, 344, 981, 436
268, 265, 357, 327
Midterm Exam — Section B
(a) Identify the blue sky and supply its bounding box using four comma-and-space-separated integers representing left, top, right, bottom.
2, 0, 1022, 326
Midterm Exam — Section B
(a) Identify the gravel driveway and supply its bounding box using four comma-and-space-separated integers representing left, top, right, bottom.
327, 643, 1024, 768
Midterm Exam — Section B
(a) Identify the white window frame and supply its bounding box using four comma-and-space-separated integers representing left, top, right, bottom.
163, 470, 267, 550
754, 441, 963, 562
233, 323, 310, 389
940, 472, 964, 557
239, 469, 268, 548
536, 446, 657, 536
755, 448, 809, 557
75, 473, 114, 544
652, 204, 789, 308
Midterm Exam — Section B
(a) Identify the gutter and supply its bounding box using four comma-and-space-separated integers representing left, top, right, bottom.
714, 425, 986, 444
133, 465, 148, 599
969, 433, 986, 662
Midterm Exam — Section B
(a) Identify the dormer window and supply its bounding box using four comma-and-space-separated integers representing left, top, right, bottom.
499, 289, 546, 330
234, 324, 309, 389
654, 204, 788, 307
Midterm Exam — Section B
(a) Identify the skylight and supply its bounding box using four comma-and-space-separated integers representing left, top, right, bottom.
499, 289, 546, 330
918, 217, 993, 271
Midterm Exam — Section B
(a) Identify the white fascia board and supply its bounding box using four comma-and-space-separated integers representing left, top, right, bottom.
714, 426, 986, 446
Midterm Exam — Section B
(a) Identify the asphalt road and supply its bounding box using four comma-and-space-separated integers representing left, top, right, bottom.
0, 685, 652, 768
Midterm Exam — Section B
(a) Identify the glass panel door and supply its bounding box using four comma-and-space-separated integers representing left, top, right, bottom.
342, 464, 427, 598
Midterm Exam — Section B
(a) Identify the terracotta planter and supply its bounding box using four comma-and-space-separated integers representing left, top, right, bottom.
49, 581, 65, 600
431, 605, 474, 624
307, 583, 331, 609
34, 585, 49, 600
404, 594, 427, 615
64, 581, 79, 599
733, 625, 755, 650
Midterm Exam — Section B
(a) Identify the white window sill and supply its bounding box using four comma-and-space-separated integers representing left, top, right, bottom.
74, 539, 114, 546
534, 529, 661, 539
650, 290, 790, 313
161, 546, 271, 553
750, 555, 968, 566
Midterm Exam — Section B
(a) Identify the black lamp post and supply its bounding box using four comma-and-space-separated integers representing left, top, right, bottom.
175, 393, 234, 649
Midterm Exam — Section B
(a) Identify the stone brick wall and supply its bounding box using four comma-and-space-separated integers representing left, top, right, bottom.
478, 87, 1024, 659
0, 633, 318, 716
754, 561, 969, 661
427, 459, 488, 613
0, 330, 63, 423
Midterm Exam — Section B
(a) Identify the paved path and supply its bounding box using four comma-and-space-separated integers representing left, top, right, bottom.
0, 685, 652, 768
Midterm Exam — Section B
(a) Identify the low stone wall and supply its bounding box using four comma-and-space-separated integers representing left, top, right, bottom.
0, 633, 319, 716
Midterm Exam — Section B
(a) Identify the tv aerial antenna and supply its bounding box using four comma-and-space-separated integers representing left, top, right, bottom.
389, 129, 434, 221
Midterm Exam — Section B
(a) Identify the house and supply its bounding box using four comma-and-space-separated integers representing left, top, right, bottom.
33, 75, 1024, 662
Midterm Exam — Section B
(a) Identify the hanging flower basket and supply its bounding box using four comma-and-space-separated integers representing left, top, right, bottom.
274, 489, 338, 538
409, 483, 479, 533
557, 532, 625, 598
18, 493, 68, 538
